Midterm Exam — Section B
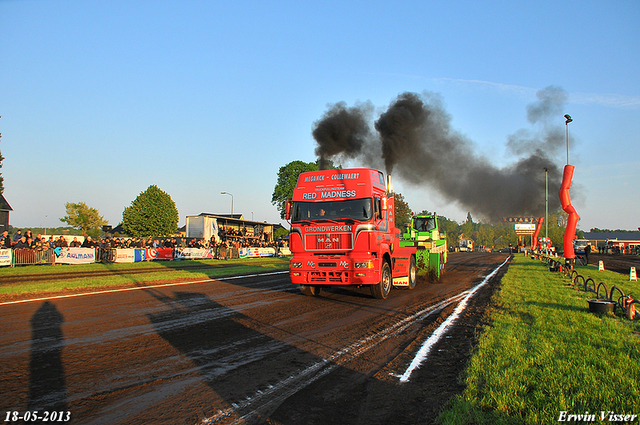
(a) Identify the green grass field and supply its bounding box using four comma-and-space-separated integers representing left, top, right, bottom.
438, 255, 640, 424
0, 257, 290, 296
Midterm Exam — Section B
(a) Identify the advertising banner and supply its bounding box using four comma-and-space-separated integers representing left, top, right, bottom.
0, 249, 12, 267
115, 249, 147, 263
174, 248, 214, 260
115, 249, 135, 263
239, 247, 276, 258
278, 247, 291, 257
56, 248, 96, 265
134, 249, 147, 262
147, 248, 174, 260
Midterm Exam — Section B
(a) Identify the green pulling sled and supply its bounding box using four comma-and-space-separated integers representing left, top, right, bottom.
400, 213, 448, 279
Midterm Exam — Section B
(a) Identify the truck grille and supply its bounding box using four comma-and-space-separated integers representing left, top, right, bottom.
305, 233, 353, 251
309, 271, 350, 283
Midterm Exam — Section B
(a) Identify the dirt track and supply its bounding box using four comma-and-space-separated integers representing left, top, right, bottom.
0, 252, 510, 425
587, 254, 640, 275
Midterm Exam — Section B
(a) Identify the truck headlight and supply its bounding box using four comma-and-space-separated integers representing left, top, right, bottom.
290, 262, 303, 268
354, 261, 374, 269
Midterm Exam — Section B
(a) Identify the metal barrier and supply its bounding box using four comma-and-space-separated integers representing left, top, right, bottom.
4, 245, 289, 267
537, 253, 638, 320
97, 248, 117, 263
212, 246, 239, 260
12, 248, 56, 266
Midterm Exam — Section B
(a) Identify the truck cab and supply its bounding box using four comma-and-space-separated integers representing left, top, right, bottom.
287, 168, 416, 299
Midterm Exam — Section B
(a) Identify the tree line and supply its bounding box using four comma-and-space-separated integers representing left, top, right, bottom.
58, 185, 179, 238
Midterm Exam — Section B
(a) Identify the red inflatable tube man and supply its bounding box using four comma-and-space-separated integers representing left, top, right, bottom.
532, 216, 544, 251
559, 164, 579, 259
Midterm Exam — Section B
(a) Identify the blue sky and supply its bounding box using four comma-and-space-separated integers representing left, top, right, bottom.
2, 0, 639, 232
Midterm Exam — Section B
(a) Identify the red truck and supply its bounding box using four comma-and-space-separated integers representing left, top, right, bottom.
286, 168, 417, 299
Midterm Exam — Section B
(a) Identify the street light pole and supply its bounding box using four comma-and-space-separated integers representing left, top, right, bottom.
221, 192, 234, 216
544, 167, 549, 255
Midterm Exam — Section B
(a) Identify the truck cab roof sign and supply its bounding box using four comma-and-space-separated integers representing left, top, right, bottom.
303, 171, 364, 182
295, 168, 386, 201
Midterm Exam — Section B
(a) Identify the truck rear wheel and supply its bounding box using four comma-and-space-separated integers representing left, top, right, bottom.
300, 285, 321, 297
408, 255, 417, 290
371, 261, 392, 299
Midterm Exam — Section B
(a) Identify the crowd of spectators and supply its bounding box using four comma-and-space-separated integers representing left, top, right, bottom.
0, 230, 99, 251
1, 226, 288, 253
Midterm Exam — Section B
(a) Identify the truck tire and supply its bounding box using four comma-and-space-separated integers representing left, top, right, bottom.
300, 285, 321, 297
371, 261, 392, 299
407, 255, 417, 290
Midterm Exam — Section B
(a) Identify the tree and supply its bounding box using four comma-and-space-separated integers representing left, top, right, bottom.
60, 202, 108, 238
394, 192, 412, 229
274, 226, 289, 240
438, 215, 461, 250
122, 185, 179, 237
271, 160, 319, 220
547, 211, 569, 249
460, 212, 476, 242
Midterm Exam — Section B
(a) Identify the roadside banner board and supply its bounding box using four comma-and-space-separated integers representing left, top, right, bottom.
115, 249, 136, 263
0, 249, 11, 266
278, 247, 291, 256
56, 248, 96, 265
134, 249, 147, 262
239, 247, 276, 258
114, 248, 148, 262
174, 248, 214, 260
147, 248, 174, 260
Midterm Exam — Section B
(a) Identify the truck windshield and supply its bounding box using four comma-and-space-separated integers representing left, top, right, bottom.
292, 199, 373, 222
413, 217, 436, 232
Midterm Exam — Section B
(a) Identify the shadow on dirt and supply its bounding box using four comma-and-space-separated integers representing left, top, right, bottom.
28, 301, 67, 412
143, 288, 399, 424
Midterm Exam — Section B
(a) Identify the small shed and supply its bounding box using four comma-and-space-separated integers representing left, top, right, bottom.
0, 194, 12, 231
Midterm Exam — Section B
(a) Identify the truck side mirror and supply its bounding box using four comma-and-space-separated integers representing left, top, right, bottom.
285, 199, 291, 220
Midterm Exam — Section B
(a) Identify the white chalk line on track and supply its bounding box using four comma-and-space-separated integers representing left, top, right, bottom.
202, 293, 467, 425
397, 255, 511, 383
201, 257, 512, 424
0, 270, 290, 307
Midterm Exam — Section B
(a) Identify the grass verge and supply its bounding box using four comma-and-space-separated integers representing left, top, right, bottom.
0, 257, 290, 296
437, 255, 640, 425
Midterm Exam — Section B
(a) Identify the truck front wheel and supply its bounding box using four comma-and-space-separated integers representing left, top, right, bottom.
371, 261, 392, 299
300, 285, 321, 297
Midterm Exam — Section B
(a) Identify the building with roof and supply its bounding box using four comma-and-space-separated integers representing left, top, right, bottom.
583, 231, 640, 253
185, 213, 281, 242
0, 194, 12, 232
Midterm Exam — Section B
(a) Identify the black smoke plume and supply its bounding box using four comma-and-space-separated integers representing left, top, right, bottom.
312, 86, 569, 221
312, 101, 375, 170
